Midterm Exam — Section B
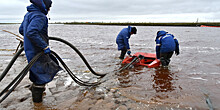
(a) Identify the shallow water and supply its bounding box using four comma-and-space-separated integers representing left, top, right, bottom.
0, 24, 220, 110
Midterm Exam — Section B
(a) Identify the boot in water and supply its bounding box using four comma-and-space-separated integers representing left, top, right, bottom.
31, 84, 45, 103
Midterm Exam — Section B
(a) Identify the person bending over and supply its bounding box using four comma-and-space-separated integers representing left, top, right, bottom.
155, 30, 179, 67
116, 26, 137, 60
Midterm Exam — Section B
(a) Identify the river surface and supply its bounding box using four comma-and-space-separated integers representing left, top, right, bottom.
0, 24, 220, 110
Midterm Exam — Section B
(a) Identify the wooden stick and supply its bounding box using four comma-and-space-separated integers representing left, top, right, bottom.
16, 38, 24, 42
0, 49, 15, 51
2, 30, 24, 54
2, 30, 24, 40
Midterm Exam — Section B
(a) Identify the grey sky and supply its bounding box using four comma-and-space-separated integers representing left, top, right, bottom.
0, 0, 220, 23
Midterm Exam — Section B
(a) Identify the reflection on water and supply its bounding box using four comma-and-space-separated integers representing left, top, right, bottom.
116, 70, 132, 88
116, 62, 133, 88
152, 67, 176, 93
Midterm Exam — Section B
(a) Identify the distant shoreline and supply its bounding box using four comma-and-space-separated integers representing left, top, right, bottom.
1, 22, 220, 27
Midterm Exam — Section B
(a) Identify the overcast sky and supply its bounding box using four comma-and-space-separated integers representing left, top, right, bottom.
0, 0, 220, 23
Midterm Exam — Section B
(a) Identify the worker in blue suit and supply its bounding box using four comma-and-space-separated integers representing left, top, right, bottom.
19, 0, 61, 103
155, 30, 180, 67
116, 26, 137, 59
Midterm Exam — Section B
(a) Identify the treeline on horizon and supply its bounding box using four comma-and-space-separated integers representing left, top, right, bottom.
1, 22, 220, 26
57, 22, 220, 26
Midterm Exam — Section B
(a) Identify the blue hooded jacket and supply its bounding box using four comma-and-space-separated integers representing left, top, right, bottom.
19, 0, 60, 85
155, 31, 179, 59
116, 26, 132, 50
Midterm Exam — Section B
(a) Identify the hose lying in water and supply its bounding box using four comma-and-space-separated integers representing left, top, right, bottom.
117, 55, 144, 72
0, 36, 107, 103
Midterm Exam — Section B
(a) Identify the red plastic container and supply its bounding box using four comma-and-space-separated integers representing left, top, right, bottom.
122, 52, 161, 68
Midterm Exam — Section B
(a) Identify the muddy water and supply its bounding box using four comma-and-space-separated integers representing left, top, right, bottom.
0, 24, 220, 110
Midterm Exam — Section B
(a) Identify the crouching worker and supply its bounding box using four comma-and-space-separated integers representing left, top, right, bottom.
155, 30, 180, 67
19, 0, 61, 103
116, 26, 137, 60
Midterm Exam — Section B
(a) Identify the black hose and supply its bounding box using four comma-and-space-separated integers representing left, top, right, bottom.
118, 57, 139, 72
0, 49, 103, 103
49, 37, 106, 77
0, 36, 108, 103
0, 47, 24, 82
117, 55, 145, 72
0, 52, 43, 103
51, 51, 102, 86
0, 37, 106, 83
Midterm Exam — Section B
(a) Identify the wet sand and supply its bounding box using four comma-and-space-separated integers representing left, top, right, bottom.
0, 24, 220, 110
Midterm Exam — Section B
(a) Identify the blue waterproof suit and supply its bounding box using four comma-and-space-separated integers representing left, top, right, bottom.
19, 0, 60, 85
116, 26, 132, 50
155, 31, 179, 59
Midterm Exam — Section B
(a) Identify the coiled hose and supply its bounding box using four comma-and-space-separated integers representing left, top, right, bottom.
0, 37, 107, 103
